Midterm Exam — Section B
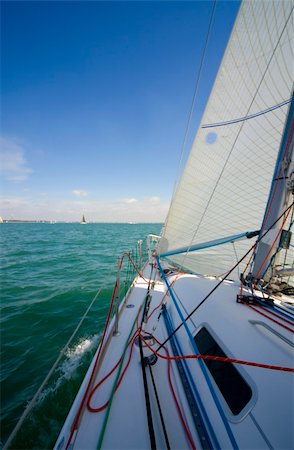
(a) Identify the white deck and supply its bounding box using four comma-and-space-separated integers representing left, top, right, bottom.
54, 262, 294, 450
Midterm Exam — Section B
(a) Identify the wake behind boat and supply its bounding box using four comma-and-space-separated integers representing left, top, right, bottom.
3, 1, 293, 449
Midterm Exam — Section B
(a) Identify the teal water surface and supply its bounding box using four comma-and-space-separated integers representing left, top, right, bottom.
0, 222, 162, 449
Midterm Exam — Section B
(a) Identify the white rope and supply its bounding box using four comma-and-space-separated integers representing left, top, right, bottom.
3, 286, 103, 450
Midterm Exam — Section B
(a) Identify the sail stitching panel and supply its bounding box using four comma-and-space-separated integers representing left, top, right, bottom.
201, 97, 292, 128
180, 7, 293, 270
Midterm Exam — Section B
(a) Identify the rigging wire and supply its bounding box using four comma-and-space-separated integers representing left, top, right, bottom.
164, 0, 218, 229
157, 259, 238, 449
81, 251, 293, 450
179, 7, 294, 271
65, 252, 149, 448
156, 200, 294, 353
260, 217, 294, 282
65, 280, 119, 449
3, 286, 104, 450
256, 204, 292, 280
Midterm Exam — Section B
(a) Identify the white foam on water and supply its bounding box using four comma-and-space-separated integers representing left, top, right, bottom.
38, 333, 101, 402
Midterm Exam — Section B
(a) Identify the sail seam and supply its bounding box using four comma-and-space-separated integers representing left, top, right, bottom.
201, 98, 292, 128
179, 5, 293, 270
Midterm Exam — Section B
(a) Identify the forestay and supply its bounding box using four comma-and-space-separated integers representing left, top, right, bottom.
161, 0, 294, 279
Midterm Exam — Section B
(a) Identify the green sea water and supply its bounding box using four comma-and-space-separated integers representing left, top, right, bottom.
0, 222, 162, 449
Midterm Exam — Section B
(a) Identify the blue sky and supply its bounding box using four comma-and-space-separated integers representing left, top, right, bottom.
1, 0, 240, 222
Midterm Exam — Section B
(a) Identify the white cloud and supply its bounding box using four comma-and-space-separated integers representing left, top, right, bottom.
0, 137, 33, 181
0, 194, 168, 222
125, 198, 138, 204
148, 196, 160, 203
72, 189, 89, 197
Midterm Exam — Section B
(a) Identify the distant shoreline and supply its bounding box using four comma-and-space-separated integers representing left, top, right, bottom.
1, 220, 163, 224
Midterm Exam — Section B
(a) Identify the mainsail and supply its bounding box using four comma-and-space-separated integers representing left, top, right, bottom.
161, 0, 293, 280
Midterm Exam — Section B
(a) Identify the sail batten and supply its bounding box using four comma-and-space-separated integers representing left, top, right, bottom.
162, 0, 294, 279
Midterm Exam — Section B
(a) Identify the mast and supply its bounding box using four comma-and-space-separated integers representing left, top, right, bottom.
252, 95, 294, 281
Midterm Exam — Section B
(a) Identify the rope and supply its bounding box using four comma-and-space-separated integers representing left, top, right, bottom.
119, 252, 149, 283
87, 328, 139, 413
96, 314, 139, 449
139, 272, 157, 450
260, 217, 294, 281
256, 199, 292, 280
254, 298, 294, 326
157, 259, 238, 449
162, 305, 214, 449
66, 281, 118, 449
157, 334, 197, 450
243, 303, 294, 334
148, 365, 171, 450
165, 0, 217, 228
66, 251, 149, 448
180, 10, 294, 268
156, 201, 294, 353
142, 335, 294, 373
257, 102, 293, 249
88, 288, 197, 449
3, 286, 104, 450
201, 98, 292, 128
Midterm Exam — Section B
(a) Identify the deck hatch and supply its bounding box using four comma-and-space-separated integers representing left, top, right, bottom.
194, 327, 252, 415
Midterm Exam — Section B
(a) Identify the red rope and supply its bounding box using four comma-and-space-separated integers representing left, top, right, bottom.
67, 244, 293, 450
255, 207, 291, 279
150, 332, 197, 449
147, 274, 181, 321
121, 251, 149, 282
65, 278, 119, 449
261, 118, 294, 232
243, 302, 294, 334
86, 301, 198, 450
256, 301, 294, 327
68, 251, 149, 431
140, 335, 294, 373
87, 330, 139, 412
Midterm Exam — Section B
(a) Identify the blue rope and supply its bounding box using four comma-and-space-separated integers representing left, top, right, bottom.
162, 306, 218, 449
156, 257, 239, 449
255, 295, 294, 321
202, 98, 292, 129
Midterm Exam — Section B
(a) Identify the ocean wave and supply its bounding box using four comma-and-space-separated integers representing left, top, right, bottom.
38, 333, 101, 403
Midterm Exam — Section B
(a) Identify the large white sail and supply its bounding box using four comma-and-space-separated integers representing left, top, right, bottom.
161, 0, 294, 279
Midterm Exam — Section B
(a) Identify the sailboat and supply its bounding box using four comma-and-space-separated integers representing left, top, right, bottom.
80, 215, 87, 225
53, 1, 293, 449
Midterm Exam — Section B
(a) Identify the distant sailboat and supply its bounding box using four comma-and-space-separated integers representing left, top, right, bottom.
3, 2, 293, 450
54, 2, 294, 449
80, 215, 87, 224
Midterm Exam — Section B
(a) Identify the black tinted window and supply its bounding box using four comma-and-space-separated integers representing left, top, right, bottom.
194, 327, 252, 415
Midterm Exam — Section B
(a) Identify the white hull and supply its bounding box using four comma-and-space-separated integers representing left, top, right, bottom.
54, 261, 294, 450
